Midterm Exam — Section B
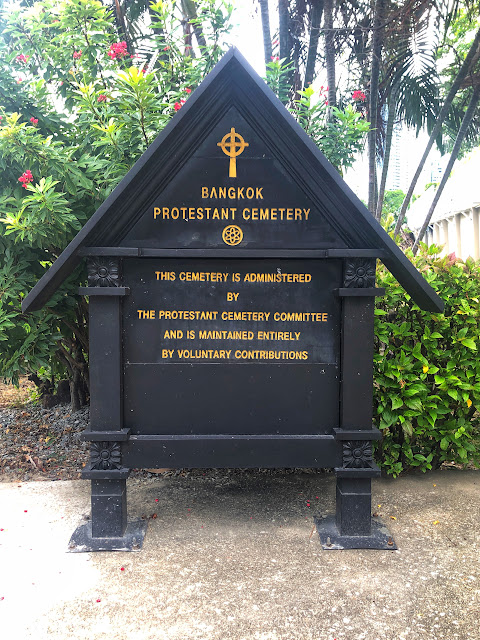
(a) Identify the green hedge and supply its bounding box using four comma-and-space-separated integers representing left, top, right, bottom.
374, 245, 480, 476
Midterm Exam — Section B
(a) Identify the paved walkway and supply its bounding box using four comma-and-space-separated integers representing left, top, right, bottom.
0, 469, 479, 639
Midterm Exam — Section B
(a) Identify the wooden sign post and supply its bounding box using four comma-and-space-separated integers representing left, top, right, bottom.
23, 49, 443, 551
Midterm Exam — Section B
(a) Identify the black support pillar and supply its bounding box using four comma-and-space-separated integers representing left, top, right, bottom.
316, 258, 396, 550
68, 257, 147, 552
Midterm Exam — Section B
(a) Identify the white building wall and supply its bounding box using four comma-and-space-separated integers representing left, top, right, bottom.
424, 208, 480, 260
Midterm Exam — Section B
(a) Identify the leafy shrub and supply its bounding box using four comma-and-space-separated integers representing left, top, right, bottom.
0, 0, 233, 406
374, 244, 480, 475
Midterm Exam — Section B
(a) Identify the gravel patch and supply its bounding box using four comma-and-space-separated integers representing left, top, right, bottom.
0, 404, 89, 482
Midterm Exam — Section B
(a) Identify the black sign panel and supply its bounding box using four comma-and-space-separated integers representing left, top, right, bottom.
122, 258, 341, 435
120, 107, 346, 250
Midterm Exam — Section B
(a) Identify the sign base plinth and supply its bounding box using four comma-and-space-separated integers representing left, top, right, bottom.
68, 520, 148, 552
315, 515, 397, 550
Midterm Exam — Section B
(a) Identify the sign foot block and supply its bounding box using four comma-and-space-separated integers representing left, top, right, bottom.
314, 515, 397, 550
68, 519, 148, 552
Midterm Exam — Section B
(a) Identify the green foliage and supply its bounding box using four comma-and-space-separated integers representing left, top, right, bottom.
437, 8, 480, 156
291, 86, 370, 174
380, 189, 406, 234
374, 244, 480, 476
265, 56, 292, 105
0, 0, 233, 393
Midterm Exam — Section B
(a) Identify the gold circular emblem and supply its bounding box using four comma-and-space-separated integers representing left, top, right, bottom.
222, 225, 243, 246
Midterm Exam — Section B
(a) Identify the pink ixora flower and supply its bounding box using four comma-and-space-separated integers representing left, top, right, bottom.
18, 170, 33, 188
352, 89, 366, 102
16, 78, 23, 84
73, 51, 82, 59
174, 101, 182, 111
97, 94, 108, 103
30, 117, 38, 124
184, 87, 191, 94
16, 54, 29, 64
270, 56, 279, 62
107, 41, 128, 60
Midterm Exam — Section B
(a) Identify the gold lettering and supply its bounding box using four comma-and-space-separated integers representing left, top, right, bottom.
137, 309, 155, 319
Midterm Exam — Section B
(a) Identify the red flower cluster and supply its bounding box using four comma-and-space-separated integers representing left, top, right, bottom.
352, 90, 366, 102
18, 170, 33, 188
107, 41, 128, 60
30, 117, 38, 124
16, 54, 29, 64
97, 94, 107, 103
73, 51, 82, 60
184, 87, 191, 94
163, 46, 170, 51
271, 56, 279, 62
320, 85, 330, 105
174, 99, 186, 111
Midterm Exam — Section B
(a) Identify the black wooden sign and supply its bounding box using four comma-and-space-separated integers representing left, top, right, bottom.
123, 258, 340, 436
23, 48, 443, 552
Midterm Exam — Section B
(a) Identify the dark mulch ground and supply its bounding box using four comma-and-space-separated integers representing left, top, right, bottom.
0, 402, 90, 482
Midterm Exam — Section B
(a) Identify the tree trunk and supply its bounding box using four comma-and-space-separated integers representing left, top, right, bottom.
367, 0, 384, 213
278, 0, 292, 103
394, 26, 480, 239
412, 83, 480, 254
181, 0, 207, 51
323, 0, 336, 111
375, 89, 396, 221
279, 0, 290, 61
258, 0, 272, 67
148, 6, 170, 65
303, 0, 324, 90
113, 0, 133, 54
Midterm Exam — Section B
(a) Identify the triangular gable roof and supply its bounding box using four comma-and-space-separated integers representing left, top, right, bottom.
22, 47, 443, 313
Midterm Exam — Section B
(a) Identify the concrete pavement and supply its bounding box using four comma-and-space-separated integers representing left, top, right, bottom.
0, 469, 479, 640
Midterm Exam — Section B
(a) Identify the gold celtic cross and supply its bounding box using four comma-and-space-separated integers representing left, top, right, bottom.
217, 128, 249, 178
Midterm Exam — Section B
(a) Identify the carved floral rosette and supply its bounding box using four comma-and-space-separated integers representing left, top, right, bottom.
344, 258, 376, 288
87, 257, 120, 287
90, 441, 122, 471
342, 441, 373, 469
